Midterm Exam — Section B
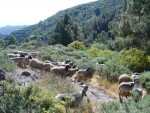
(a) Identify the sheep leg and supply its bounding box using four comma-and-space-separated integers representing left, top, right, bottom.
119, 92, 123, 103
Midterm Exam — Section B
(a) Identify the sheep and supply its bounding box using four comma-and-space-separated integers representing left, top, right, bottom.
44, 63, 56, 71
50, 65, 70, 78
71, 67, 91, 82
9, 57, 31, 68
131, 73, 139, 82
57, 59, 71, 66
7, 53, 20, 59
132, 79, 143, 101
29, 59, 50, 71
44, 60, 59, 66
118, 82, 135, 102
56, 84, 88, 108
118, 74, 132, 84
66, 68, 79, 77
28, 52, 39, 58
14, 50, 28, 56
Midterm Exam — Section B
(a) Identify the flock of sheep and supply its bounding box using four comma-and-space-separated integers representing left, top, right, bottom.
118, 73, 143, 102
7, 50, 91, 108
7, 50, 91, 82
7, 50, 145, 107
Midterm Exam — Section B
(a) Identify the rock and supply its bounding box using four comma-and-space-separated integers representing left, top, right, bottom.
21, 71, 31, 77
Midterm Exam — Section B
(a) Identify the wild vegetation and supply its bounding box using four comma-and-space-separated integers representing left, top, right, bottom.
0, 0, 150, 112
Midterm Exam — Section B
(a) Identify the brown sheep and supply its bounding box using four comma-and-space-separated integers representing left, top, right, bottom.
10, 57, 30, 68
50, 65, 70, 78
67, 68, 79, 77
71, 67, 91, 82
119, 82, 135, 103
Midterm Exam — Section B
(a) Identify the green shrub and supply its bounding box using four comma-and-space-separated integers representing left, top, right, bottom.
91, 57, 108, 64
98, 50, 116, 58
0, 51, 18, 72
68, 41, 85, 50
87, 47, 100, 57
91, 43, 108, 50
96, 60, 131, 82
140, 71, 150, 93
119, 48, 149, 72
0, 81, 66, 113
8, 44, 17, 49
98, 95, 150, 113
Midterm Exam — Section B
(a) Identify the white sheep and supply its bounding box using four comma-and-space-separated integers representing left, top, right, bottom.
118, 74, 132, 84
14, 50, 28, 56
7, 53, 20, 58
131, 73, 139, 82
118, 82, 135, 102
56, 84, 88, 108
132, 79, 143, 101
29, 59, 50, 71
28, 52, 39, 58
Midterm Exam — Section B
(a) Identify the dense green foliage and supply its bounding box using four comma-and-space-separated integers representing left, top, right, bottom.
140, 71, 150, 93
9, 0, 122, 46
99, 95, 150, 113
68, 41, 85, 50
0, 81, 66, 113
4, 0, 148, 54
119, 48, 149, 72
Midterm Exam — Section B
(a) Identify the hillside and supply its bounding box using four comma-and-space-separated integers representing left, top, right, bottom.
11, 0, 123, 42
0, 25, 27, 35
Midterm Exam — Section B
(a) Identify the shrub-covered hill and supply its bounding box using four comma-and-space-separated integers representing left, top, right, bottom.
11, 0, 123, 43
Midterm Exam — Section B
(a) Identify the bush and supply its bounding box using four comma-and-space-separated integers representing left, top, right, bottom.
0, 51, 18, 72
68, 41, 85, 50
98, 50, 116, 58
0, 81, 66, 113
140, 71, 150, 93
8, 44, 17, 49
119, 48, 149, 72
91, 43, 108, 50
96, 60, 131, 82
87, 47, 100, 57
98, 95, 150, 113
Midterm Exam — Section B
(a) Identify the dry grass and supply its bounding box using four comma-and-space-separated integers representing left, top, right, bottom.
89, 75, 119, 99
37, 72, 75, 95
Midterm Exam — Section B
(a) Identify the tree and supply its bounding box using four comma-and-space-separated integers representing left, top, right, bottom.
50, 14, 80, 46
6, 34, 17, 45
0, 38, 4, 48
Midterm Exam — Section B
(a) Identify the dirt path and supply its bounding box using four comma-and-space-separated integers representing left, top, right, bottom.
70, 80, 115, 103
